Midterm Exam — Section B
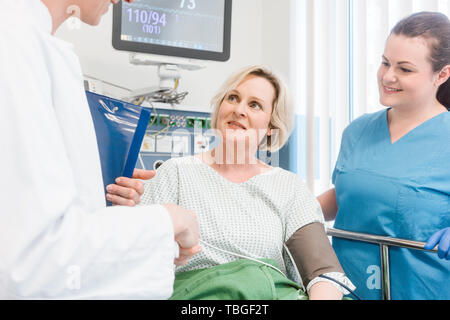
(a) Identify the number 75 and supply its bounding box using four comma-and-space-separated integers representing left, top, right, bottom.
180, 0, 196, 10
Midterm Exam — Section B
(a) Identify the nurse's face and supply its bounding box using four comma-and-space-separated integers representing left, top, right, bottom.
377, 34, 440, 110
74, 0, 133, 26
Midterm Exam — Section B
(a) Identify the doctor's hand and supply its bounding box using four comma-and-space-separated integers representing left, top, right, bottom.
106, 169, 156, 206
163, 203, 201, 266
424, 228, 450, 260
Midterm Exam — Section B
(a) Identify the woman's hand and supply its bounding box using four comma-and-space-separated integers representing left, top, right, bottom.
106, 169, 156, 206
425, 228, 450, 260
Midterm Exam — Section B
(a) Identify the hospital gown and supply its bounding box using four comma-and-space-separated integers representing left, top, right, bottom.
332, 109, 450, 300
141, 156, 353, 292
0, 0, 176, 299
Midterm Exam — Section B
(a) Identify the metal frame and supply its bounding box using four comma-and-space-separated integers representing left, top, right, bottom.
327, 228, 438, 300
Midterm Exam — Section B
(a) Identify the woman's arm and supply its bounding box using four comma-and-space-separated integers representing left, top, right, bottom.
308, 281, 343, 300
286, 222, 354, 300
317, 188, 338, 221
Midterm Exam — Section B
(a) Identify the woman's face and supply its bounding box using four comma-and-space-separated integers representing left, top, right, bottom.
377, 34, 440, 110
216, 75, 274, 155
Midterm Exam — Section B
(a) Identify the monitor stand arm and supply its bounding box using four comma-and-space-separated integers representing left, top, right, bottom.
126, 53, 206, 100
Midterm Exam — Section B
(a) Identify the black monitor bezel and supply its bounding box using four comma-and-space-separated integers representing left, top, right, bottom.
112, 0, 232, 62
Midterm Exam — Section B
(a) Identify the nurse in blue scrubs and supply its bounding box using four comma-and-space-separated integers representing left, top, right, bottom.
318, 12, 450, 300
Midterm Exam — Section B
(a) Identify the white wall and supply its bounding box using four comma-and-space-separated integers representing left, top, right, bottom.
261, 0, 294, 88
55, 0, 281, 111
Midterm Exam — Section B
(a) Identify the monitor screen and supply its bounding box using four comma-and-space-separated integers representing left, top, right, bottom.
112, 0, 232, 62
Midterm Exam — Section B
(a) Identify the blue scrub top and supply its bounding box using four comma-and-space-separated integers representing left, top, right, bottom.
332, 109, 450, 300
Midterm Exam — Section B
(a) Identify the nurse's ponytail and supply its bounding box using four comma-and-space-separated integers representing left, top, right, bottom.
391, 12, 450, 110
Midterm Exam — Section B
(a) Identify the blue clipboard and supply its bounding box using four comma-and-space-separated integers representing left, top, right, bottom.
85, 91, 150, 205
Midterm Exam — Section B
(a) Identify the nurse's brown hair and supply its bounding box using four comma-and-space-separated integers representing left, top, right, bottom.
391, 12, 450, 110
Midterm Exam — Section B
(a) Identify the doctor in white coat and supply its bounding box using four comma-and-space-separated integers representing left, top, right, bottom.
0, 0, 200, 299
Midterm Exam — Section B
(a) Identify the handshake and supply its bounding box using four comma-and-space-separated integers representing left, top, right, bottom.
106, 169, 201, 266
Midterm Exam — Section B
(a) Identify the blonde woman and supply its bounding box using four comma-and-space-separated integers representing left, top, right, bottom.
108, 66, 355, 300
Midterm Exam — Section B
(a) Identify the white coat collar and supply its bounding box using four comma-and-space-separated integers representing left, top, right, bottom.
34, 0, 53, 34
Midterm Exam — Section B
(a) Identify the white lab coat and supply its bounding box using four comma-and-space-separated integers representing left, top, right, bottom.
0, 0, 176, 299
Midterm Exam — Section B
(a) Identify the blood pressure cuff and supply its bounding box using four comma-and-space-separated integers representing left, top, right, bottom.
86, 91, 150, 205
286, 222, 345, 288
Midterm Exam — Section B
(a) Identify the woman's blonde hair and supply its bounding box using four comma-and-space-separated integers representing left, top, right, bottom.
210, 65, 294, 152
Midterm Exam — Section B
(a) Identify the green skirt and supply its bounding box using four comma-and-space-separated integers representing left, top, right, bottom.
169, 259, 308, 300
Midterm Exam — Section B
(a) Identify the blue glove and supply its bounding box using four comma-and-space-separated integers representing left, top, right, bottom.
424, 228, 450, 260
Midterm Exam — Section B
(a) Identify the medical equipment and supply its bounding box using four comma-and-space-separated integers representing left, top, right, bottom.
112, 0, 232, 62
111, 0, 232, 97
136, 105, 217, 171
